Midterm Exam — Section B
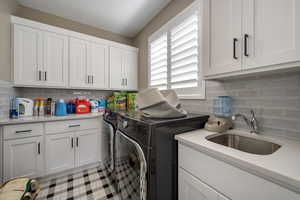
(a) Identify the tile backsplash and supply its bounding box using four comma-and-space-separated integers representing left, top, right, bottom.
0, 81, 112, 120
0, 71, 300, 141
0, 81, 19, 120
181, 71, 300, 141
18, 88, 112, 100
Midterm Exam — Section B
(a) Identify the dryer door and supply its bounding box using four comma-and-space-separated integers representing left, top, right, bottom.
101, 120, 115, 172
115, 130, 147, 200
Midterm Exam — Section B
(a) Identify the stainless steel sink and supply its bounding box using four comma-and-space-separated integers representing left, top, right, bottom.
206, 134, 281, 155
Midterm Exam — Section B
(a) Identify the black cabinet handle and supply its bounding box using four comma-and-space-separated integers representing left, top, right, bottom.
233, 38, 238, 60
244, 34, 249, 57
76, 137, 79, 147
69, 124, 80, 128
71, 138, 74, 148
15, 130, 32, 134
38, 142, 41, 154
44, 71, 47, 81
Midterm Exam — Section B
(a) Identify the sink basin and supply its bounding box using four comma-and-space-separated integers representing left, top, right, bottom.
206, 134, 281, 155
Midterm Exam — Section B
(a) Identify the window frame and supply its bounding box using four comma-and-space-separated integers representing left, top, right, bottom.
148, 0, 206, 100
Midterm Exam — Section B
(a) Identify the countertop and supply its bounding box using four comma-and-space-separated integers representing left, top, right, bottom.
175, 129, 300, 193
0, 113, 103, 125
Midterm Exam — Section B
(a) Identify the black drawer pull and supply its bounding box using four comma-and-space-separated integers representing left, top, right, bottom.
76, 137, 79, 147
15, 130, 32, 134
244, 34, 249, 57
69, 125, 80, 128
71, 138, 74, 148
38, 143, 41, 154
233, 38, 238, 60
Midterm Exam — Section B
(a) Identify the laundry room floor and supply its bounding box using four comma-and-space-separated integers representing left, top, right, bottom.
36, 165, 118, 200
36, 159, 139, 200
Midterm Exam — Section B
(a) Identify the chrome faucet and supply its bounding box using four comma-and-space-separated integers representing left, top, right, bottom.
232, 110, 259, 134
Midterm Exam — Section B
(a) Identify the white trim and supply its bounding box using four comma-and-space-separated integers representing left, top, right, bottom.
11, 16, 138, 52
148, 0, 206, 100
148, 0, 202, 43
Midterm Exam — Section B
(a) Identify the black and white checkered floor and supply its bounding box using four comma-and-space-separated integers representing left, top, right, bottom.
37, 165, 119, 200
37, 158, 140, 200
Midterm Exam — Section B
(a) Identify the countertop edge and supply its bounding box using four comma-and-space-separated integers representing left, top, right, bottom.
0, 113, 103, 125
175, 134, 300, 194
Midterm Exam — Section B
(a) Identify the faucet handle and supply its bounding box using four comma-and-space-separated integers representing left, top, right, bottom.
249, 110, 259, 134
250, 110, 255, 117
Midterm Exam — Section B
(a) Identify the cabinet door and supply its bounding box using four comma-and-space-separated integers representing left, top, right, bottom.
13, 24, 43, 86
123, 50, 138, 90
89, 42, 109, 89
75, 129, 100, 167
109, 47, 124, 89
179, 168, 219, 200
205, 0, 242, 76
45, 132, 75, 174
69, 37, 89, 88
43, 31, 68, 87
3, 137, 43, 181
243, 0, 300, 69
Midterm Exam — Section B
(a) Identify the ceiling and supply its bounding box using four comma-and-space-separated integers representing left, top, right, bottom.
16, 0, 172, 38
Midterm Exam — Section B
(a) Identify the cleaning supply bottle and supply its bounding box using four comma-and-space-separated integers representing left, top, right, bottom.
9, 97, 19, 119
39, 99, 45, 116
33, 99, 40, 116
46, 98, 52, 115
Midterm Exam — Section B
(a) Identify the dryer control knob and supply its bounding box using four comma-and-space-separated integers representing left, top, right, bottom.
122, 121, 128, 128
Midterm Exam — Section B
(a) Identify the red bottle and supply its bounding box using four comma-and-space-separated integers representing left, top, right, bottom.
75, 99, 90, 114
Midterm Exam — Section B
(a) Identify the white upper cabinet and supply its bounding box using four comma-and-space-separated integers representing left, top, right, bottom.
204, 0, 300, 78
206, 0, 242, 75
43, 31, 68, 87
242, 0, 300, 69
110, 47, 125, 90
69, 37, 89, 88
13, 24, 68, 87
123, 50, 138, 90
11, 16, 138, 90
89, 42, 109, 89
109, 47, 138, 90
13, 24, 43, 86
70, 38, 109, 89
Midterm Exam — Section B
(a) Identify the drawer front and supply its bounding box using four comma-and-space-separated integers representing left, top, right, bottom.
3, 123, 43, 140
178, 144, 300, 200
45, 118, 100, 134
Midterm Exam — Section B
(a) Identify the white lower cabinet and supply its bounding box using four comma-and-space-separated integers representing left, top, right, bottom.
45, 132, 75, 175
75, 129, 100, 167
2, 118, 102, 181
3, 136, 43, 182
179, 168, 228, 200
45, 129, 100, 174
178, 144, 300, 200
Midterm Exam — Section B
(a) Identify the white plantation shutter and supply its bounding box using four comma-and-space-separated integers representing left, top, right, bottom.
170, 13, 199, 89
148, 1, 204, 99
149, 34, 168, 90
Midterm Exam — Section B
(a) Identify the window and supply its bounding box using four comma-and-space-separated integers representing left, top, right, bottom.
148, 0, 205, 99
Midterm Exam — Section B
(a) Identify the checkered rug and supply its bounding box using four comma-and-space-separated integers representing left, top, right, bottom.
36, 158, 142, 200
115, 158, 140, 200
37, 164, 119, 200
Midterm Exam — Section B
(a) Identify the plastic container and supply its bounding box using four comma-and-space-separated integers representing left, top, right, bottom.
55, 99, 67, 116
67, 100, 75, 114
213, 96, 233, 118
98, 99, 107, 113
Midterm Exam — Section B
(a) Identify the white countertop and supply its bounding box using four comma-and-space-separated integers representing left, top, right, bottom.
175, 129, 300, 193
0, 113, 103, 125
